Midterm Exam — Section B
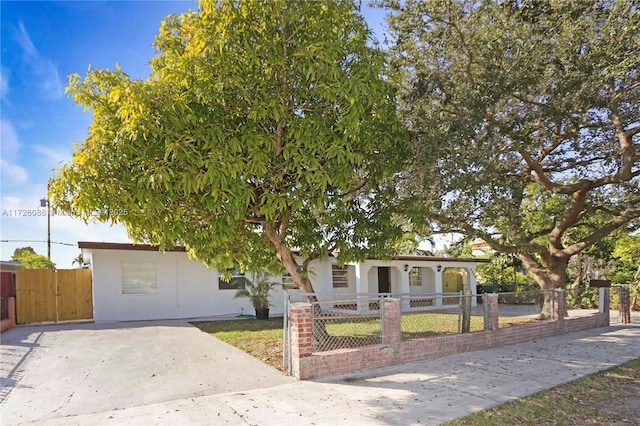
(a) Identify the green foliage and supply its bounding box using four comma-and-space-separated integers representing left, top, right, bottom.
612, 234, 640, 265
233, 271, 279, 311
51, 0, 406, 290
477, 261, 531, 293
611, 233, 640, 310
384, 0, 640, 289
566, 287, 599, 309
11, 247, 56, 269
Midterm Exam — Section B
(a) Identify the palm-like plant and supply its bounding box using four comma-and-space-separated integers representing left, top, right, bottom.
234, 271, 279, 319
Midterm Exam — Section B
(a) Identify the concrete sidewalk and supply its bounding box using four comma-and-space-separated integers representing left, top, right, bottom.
2, 314, 637, 426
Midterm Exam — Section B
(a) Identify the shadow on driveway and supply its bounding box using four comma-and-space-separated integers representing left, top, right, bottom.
0, 319, 294, 425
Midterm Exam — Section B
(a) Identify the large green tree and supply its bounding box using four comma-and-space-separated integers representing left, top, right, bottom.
11, 247, 56, 269
51, 0, 405, 293
384, 0, 640, 315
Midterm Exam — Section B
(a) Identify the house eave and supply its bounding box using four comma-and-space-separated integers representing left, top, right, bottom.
378, 255, 490, 264
77, 241, 187, 252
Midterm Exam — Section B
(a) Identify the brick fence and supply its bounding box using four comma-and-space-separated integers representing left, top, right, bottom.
289, 289, 610, 380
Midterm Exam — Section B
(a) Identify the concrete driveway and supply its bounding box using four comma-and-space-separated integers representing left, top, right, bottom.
0, 319, 294, 425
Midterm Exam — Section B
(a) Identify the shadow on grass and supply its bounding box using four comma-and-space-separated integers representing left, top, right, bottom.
191, 317, 283, 333
191, 318, 285, 371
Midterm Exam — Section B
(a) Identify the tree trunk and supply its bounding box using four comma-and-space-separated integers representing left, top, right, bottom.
521, 255, 569, 319
263, 223, 329, 340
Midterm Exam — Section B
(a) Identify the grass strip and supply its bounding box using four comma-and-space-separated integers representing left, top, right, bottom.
446, 359, 640, 425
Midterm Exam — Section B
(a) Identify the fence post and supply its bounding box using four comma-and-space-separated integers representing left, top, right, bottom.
380, 295, 386, 345
383, 298, 401, 346
283, 293, 290, 373
554, 289, 565, 333
483, 293, 489, 330
462, 289, 472, 333
618, 286, 631, 324
486, 294, 499, 331
289, 302, 313, 380
599, 287, 610, 326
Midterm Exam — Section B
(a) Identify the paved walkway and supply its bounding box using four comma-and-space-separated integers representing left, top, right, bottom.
1, 313, 639, 425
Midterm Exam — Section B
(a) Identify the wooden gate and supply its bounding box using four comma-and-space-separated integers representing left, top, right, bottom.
16, 269, 93, 324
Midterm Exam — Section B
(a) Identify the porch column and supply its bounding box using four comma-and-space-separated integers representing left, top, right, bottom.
355, 263, 370, 313
400, 265, 410, 293
434, 267, 443, 306
354, 262, 369, 293
468, 267, 478, 307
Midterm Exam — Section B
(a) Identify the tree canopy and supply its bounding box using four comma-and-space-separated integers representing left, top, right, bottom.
384, 0, 640, 302
51, 0, 406, 292
11, 247, 56, 269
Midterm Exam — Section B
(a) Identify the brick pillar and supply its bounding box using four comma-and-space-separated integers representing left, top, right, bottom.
554, 289, 565, 333
486, 294, 499, 331
383, 298, 401, 346
289, 302, 313, 379
618, 286, 631, 324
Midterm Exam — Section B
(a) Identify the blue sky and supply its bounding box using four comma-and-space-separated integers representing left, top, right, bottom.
0, 1, 389, 268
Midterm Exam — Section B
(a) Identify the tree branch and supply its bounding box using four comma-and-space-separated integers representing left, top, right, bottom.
549, 190, 587, 254
563, 206, 640, 258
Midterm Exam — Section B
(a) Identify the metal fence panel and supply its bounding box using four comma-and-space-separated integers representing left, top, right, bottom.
311, 297, 383, 352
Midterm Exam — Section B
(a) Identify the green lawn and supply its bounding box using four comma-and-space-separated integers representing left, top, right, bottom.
192, 318, 285, 370
320, 311, 538, 339
191, 313, 539, 369
446, 359, 640, 425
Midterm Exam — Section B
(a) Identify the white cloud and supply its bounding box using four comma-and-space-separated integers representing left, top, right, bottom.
0, 158, 28, 183
0, 66, 9, 104
0, 119, 20, 158
32, 144, 69, 167
15, 21, 64, 100
0, 196, 23, 211
0, 120, 28, 183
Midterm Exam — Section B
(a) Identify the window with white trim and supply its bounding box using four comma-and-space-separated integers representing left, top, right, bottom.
332, 265, 349, 288
218, 268, 246, 290
121, 262, 158, 294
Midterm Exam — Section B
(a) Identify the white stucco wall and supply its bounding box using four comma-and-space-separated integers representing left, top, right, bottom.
89, 249, 285, 322
87, 246, 483, 321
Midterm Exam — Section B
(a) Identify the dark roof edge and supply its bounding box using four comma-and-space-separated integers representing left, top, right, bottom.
77, 242, 488, 263
78, 241, 187, 252
385, 255, 490, 263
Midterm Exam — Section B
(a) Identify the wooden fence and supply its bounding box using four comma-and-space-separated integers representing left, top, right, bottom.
16, 269, 93, 324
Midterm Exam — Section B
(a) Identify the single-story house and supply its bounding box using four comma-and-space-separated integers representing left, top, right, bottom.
78, 241, 488, 322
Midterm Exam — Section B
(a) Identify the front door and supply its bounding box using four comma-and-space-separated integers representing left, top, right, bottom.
378, 267, 391, 293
